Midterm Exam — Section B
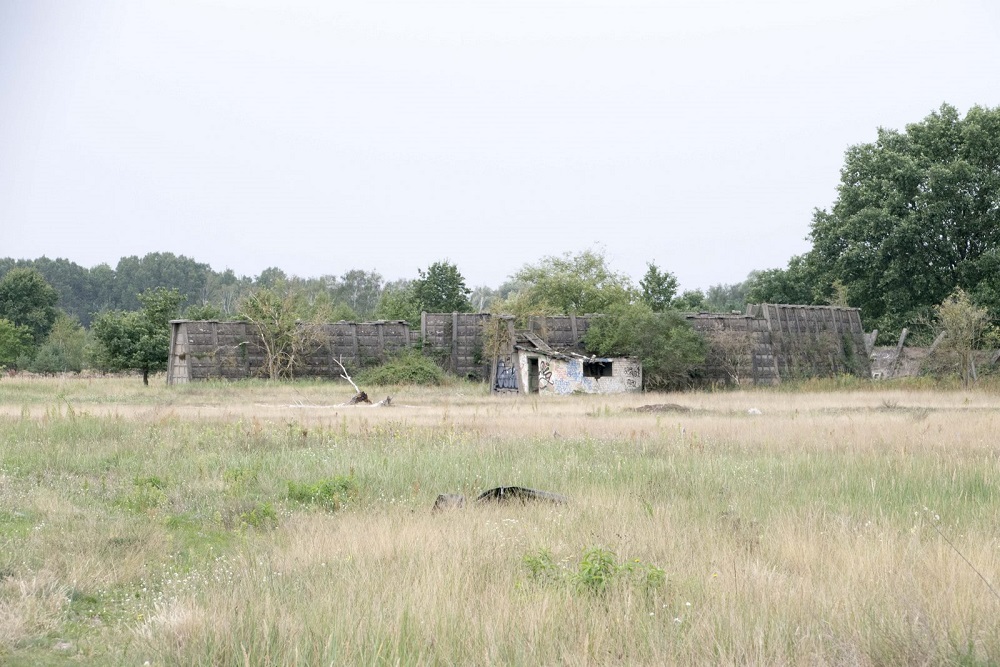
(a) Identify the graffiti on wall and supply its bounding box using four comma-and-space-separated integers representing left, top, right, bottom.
623, 362, 640, 389
495, 356, 518, 391
539, 359, 553, 389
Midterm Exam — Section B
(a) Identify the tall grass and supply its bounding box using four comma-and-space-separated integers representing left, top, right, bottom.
0, 376, 998, 664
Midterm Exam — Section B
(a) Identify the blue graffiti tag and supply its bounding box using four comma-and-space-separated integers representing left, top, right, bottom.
495, 356, 518, 391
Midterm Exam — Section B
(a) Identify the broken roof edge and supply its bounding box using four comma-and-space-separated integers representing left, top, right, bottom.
511, 344, 633, 364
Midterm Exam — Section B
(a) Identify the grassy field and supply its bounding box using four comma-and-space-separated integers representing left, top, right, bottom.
1, 375, 999, 665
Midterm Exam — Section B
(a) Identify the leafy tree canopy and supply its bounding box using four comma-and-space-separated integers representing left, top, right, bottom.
501, 249, 637, 320
806, 103, 1000, 338
468, 285, 499, 313
0, 318, 33, 369
703, 280, 750, 314
412, 261, 472, 313
183, 303, 225, 321
743, 255, 826, 307
114, 253, 210, 311
91, 288, 183, 384
326, 269, 384, 319
639, 262, 679, 312
255, 267, 288, 289
0, 267, 59, 345
28, 313, 88, 374
374, 279, 421, 326
671, 289, 706, 312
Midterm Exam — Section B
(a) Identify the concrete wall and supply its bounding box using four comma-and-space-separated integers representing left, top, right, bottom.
167, 319, 414, 384
420, 312, 492, 379
514, 352, 642, 395
420, 313, 594, 380
686, 305, 870, 384
169, 305, 870, 385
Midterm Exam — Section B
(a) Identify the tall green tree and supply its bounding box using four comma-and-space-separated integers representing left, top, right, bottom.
20, 257, 94, 325
374, 279, 420, 325
327, 269, 384, 319
88, 263, 118, 317
703, 280, 750, 314
255, 267, 288, 289
499, 249, 636, 319
671, 289, 706, 312
0, 267, 59, 346
91, 288, 183, 384
0, 319, 33, 369
412, 261, 472, 313
639, 262, 679, 312
807, 103, 1000, 338
744, 256, 825, 307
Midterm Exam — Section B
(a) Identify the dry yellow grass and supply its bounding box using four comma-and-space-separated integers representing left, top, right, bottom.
0, 375, 998, 665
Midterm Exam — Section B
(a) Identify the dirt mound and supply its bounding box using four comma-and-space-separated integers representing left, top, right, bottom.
629, 403, 691, 413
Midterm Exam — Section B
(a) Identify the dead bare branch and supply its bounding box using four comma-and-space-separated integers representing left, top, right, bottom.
332, 356, 361, 394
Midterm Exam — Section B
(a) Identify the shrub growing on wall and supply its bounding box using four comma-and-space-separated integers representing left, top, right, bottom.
359, 350, 446, 386
584, 303, 705, 391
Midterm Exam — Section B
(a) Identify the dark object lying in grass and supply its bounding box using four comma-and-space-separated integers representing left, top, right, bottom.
348, 391, 370, 404
476, 486, 569, 504
432, 493, 466, 511
433, 487, 569, 511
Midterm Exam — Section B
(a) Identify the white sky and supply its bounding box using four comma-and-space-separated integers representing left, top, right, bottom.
2, 0, 999, 291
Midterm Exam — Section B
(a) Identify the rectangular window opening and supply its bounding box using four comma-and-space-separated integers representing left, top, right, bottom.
583, 360, 613, 378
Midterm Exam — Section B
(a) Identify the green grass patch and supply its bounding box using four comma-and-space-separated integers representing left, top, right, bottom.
115, 476, 168, 513
286, 475, 358, 511
0, 510, 36, 538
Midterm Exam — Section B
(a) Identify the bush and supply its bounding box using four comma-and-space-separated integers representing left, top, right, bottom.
584, 303, 705, 391
359, 350, 446, 386
27, 318, 88, 374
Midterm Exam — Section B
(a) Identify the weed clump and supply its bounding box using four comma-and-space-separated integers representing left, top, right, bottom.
359, 350, 446, 386
523, 547, 665, 596
286, 476, 358, 511
239, 502, 278, 529
117, 476, 168, 513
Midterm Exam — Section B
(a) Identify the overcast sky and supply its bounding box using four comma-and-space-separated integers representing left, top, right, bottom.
2, 0, 998, 292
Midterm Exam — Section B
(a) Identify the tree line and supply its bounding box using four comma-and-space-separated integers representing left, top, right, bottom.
746, 103, 1000, 343
0, 251, 694, 376
1, 102, 998, 383
0, 251, 757, 330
